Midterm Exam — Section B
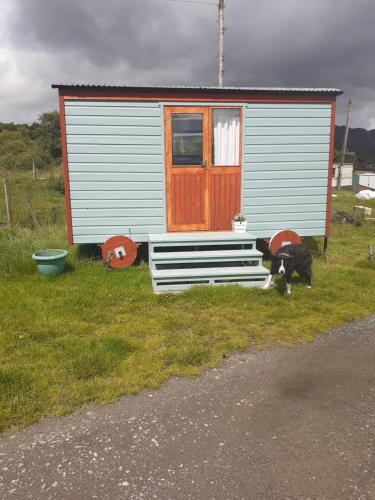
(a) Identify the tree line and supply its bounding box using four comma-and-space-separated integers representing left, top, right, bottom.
0, 112, 61, 171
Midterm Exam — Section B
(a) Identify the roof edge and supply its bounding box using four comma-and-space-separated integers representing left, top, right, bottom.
51, 83, 343, 96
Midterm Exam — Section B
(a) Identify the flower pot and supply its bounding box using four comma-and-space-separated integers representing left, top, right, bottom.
232, 221, 247, 233
32, 249, 68, 276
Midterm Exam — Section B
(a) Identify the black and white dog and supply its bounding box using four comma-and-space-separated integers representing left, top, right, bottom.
263, 243, 312, 295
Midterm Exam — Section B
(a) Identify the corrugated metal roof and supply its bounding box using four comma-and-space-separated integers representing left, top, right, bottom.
51, 83, 343, 96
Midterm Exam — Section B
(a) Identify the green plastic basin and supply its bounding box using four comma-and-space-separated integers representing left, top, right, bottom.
32, 249, 68, 276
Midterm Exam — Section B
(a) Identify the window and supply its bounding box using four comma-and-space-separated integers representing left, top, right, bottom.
212, 108, 240, 166
172, 113, 203, 165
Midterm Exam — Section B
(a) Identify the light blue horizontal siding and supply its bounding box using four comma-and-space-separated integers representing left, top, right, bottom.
65, 100, 165, 243
247, 161, 328, 172
246, 212, 326, 223
66, 115, 162, 127
73, 234, 149, 244
243, 103, 332, 238
247, 203, 326, 214
244, 117, 329, 127
243, 170, 328, 181
72, 226, 161, 236
64, 99, 333, 243
67, 135, 162, 145
72, 208, 164, 217
244, 187, 328, 198
246, 127, 330, 136
245, 144, 330, 154
245, 195, 327, 206
245, 135, 330, 145
68, 154, 162, 164
68, 144, 162, 155
245, 153, 329, 162
71, 199, 163, 209
70, 182, 163, 191
72, 217, 163, 226
243, 178, 328, 189
68, 163, 162, 173
65, 106, 161, 117
247, 108, 331, 118
70, 190, 163, 200
69, 172, 162, 182
247, 220, 326, 231
66, 125, 161, 136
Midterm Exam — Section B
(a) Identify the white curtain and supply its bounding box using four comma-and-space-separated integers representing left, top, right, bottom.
213, 109, 240, 166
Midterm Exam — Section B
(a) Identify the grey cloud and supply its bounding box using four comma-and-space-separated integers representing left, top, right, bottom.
1, 0, 375, 126
9, 0, 216, 73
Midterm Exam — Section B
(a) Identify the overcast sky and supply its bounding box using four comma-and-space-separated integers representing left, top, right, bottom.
0, 0, 374, 127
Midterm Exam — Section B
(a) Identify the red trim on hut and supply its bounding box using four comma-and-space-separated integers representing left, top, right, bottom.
59, 94, 73, 245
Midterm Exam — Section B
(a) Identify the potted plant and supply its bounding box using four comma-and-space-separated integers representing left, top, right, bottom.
232, 213, 247, 233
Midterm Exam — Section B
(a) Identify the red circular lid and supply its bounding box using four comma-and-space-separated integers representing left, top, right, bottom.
100, 235, 138, 269
269, 230, 301, 256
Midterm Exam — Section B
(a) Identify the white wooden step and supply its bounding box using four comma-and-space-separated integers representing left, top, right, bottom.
148, 232, 267, 293
150, 249, 262, 262
149, 232, 256, 249
149, 232, 256, 243
152, 266, 269, 280
151, 265, 269, 292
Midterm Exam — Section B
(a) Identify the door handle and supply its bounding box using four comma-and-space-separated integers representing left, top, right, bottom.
202, 160, 208, 168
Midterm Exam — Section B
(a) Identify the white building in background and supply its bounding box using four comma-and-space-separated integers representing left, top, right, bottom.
332, 163, 353, 187
353, 172, 375, 190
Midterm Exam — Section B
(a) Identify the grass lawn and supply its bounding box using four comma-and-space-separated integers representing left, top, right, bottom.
0, 170, 375, 432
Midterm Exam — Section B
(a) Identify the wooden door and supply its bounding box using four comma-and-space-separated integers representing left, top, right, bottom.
165, 106, 241, 232
165, 106, 209, 231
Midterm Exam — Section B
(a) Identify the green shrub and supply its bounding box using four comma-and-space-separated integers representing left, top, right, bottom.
0, 130, 51, 170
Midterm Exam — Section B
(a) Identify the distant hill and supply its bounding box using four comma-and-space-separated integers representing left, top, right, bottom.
335, 126, 375, 169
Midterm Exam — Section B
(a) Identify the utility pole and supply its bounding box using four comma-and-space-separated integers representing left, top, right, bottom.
218, 0, 225, 87
337, 98, 352, 189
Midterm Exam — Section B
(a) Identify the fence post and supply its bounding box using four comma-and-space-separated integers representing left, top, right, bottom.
3, 178, 12, 225
32, 158, 36, 181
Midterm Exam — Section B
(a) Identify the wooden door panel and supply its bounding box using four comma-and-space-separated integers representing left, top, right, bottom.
210, 169, 241, 230
169, 171, 207, 230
